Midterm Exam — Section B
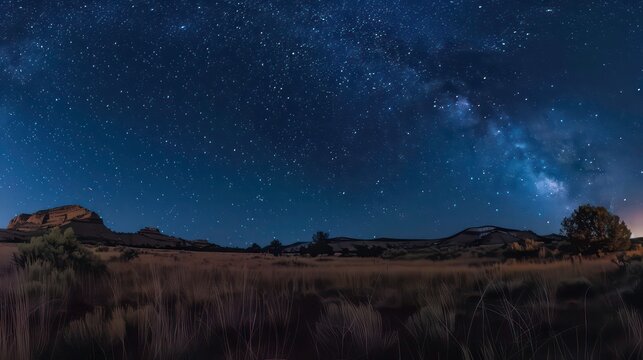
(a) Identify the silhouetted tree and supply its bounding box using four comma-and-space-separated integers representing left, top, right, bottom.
308, 231, 334, 257
561, 204, 631, 253
269, 239, 284, 256
312, 231, 330, 243
247, 243, 262, 253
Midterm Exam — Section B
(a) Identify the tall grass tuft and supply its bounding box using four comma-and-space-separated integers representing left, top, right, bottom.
313, 301, 398, 359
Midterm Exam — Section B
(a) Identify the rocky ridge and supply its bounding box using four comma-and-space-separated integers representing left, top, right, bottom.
0, 205, 216, 250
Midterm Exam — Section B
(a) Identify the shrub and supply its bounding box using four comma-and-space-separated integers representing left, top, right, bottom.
119, 248, 140, 262
22, 260, 77, 298
612, 254, 643, 277
561, 204, 631, 252
505, 239, 543, 259
354, 244, 386, 257
272, 259, 313, 267
13, 228, 105, 274
381, 248, 408, 259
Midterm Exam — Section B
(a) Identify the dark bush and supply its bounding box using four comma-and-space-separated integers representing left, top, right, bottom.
13, 228, 105, 274
119, 248, 140, 262
354, 245, 386, 257
504, 239, 543, 259
381, 248, 408, 259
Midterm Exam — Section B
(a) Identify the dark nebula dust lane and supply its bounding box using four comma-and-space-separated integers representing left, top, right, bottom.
1, 1, 642, 244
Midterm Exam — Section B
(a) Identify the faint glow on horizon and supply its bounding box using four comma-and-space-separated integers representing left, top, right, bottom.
625, 212, 643, 238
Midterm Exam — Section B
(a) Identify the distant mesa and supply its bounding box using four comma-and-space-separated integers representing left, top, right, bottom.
138, 227, 162, 235
0, 205, 217, 250
8, 205, 103, 231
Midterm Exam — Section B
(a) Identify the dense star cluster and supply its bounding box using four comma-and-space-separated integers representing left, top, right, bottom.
1, 1, 642, 244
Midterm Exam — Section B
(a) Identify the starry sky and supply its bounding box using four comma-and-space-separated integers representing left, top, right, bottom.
1, 0, 642, 245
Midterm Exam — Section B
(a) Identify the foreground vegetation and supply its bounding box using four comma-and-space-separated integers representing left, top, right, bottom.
0, 228, 642, 360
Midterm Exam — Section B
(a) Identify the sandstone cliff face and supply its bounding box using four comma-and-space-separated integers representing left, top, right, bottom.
8, 205, 103, 231
1, 205, 216, 250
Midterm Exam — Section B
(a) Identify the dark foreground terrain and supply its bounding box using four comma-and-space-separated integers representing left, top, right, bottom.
1, 241, 643, 360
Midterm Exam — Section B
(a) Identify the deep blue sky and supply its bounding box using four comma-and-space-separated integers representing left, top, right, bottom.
1, 0, 642, 245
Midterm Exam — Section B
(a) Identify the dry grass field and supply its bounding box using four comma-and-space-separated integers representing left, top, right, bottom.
1, 242, 642, 359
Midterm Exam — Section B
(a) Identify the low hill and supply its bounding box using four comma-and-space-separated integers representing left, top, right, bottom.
283, 226, 553, 253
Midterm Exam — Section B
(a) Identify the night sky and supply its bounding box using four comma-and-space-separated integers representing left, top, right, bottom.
1, 1, 642, 245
